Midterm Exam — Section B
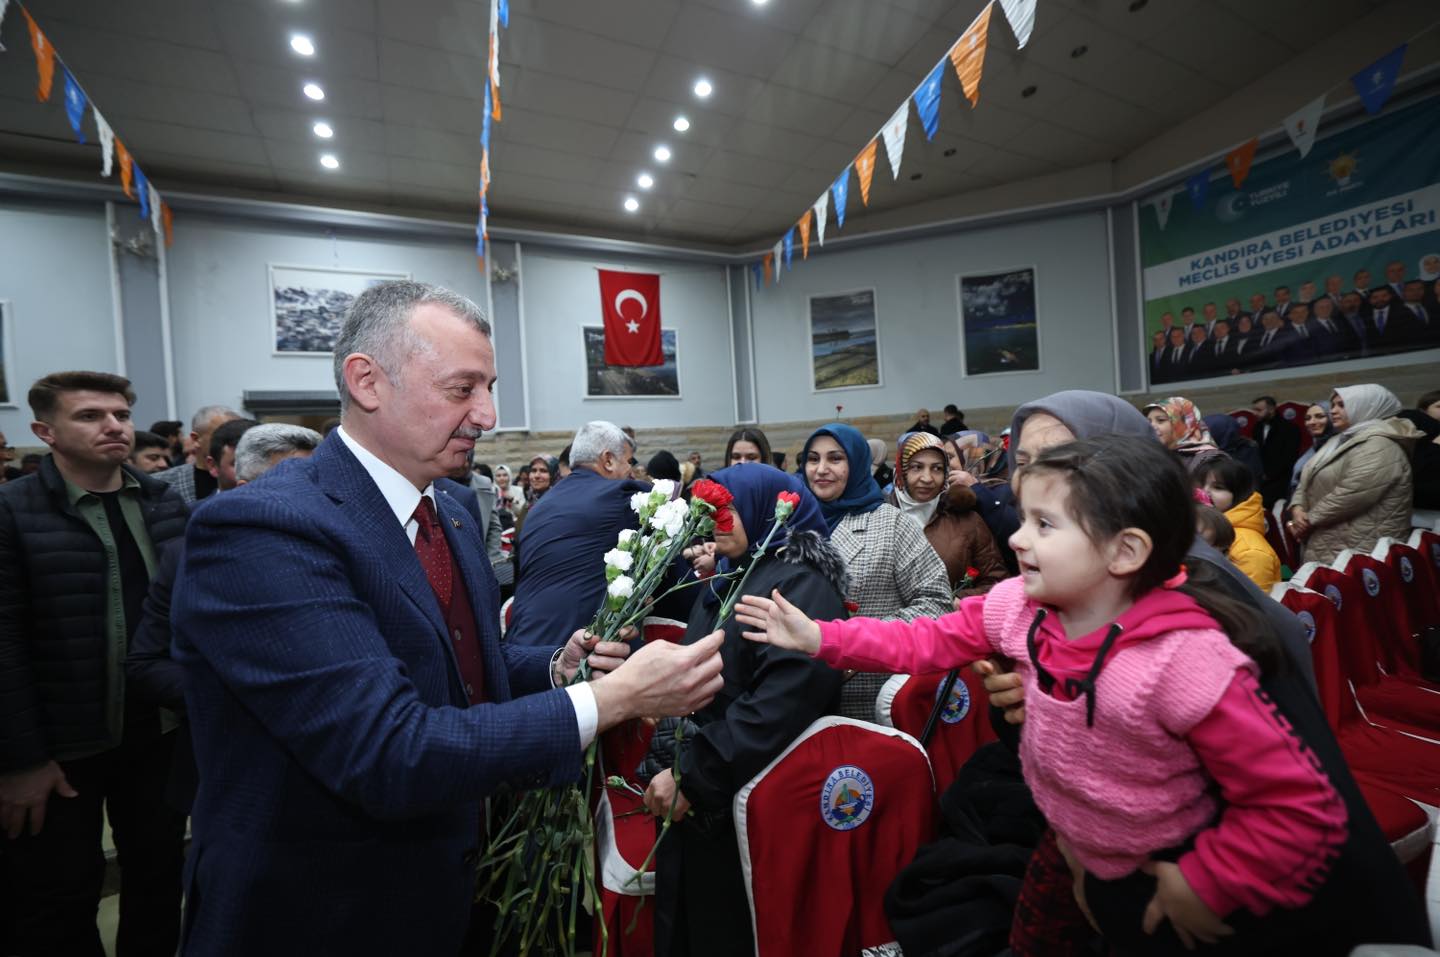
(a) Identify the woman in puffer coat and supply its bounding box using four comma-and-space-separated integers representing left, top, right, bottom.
885, 431, 1007, 597
1195, 454, 1281, 590
1288, 384, 1424, 565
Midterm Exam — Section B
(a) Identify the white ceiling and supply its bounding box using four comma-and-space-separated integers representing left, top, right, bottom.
0, 0, 1392, 247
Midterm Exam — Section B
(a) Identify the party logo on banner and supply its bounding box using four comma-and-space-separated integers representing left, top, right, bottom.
821, 765, 874, 831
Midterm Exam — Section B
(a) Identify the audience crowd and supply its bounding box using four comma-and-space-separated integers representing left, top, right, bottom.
0, 278, 1436, 956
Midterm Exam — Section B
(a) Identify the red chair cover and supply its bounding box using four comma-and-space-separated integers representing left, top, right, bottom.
1377, 539, 1440, 638
1229, 409, 1257, 438
1337, 551, 1425, 678
1276, 401, 1314, 453
876, 671, 997, 797
735, 717, 937, 957
1409, 529, 1440, 629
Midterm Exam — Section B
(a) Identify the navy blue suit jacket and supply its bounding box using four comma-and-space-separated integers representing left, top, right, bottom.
171, 434, 581, 956
507, 468, 649, 647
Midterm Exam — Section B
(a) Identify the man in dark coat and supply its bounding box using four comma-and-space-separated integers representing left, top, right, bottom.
0, 371, 191, 955
1251, 395, 1301, 506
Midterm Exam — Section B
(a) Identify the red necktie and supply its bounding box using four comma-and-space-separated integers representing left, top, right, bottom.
412, 497, 453, 611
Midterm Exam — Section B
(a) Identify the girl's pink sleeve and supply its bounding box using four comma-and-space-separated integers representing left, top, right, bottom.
1178, 669, 1348, 918
815, 595, 995, 674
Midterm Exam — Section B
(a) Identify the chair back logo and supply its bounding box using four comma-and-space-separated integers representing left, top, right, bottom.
1360, 567, 1380, 597
1323, 584, 1342, 610
1399, 556, 1414, 583
821, 765, 875, 831
1296, 610, 1316, 644
936, 678, 971, 724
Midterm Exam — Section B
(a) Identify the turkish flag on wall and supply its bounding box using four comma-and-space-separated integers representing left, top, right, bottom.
599, 269, 662, 366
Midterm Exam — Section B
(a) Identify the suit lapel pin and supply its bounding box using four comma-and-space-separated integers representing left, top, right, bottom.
451, 517, 462, 529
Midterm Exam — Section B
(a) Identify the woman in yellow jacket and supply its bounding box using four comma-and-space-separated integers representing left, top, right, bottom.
1196, 454, 1282, 590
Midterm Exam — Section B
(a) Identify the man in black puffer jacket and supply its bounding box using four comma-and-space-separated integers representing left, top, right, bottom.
0, 371, 190, 957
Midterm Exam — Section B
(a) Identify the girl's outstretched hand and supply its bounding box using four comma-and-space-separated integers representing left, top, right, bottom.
735, 590, 823, 656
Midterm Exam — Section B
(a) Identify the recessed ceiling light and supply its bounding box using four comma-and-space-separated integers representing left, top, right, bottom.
1070, 44, 1088, 58
320, 153, 339, 170
623, 196, 640, 213
672, 115, 690, 133
909, 172, 923, 181
1128, 0, 1148, 10
751, 0, 769, 5
312, 121, 334, 138
654, 145, 671, 163
693, 78, 713, 99
637, 172, 654, 189
290, 33, 315, 56
303, 82, 325, 100
943, 148, 957, 157
1021, 85, 1038, 98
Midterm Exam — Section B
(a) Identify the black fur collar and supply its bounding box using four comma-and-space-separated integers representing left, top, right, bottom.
777, 529, 850, 600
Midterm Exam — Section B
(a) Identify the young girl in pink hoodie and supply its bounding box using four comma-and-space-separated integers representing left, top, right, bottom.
736, 434, 1404, 953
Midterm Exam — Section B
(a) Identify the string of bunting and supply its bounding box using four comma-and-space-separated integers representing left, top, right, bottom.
477, 0, 508, 266
1146, 37, 1420, 231
751, 0, 1038, 291
0, 0, 175, 245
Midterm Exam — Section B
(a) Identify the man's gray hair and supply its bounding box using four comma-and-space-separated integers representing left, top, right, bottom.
234, 423, 323, 483
332, 280, 491, 412
570, 421, 631, 467
191, 405, 243, 432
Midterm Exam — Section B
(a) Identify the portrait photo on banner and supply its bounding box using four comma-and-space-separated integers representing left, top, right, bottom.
809, 288, 882, 391
1141, 93, 1440, 388
957, 267, 1041, 376
0, 301, 12, 406
270, 264, 411, 355
582, 326, 680, 398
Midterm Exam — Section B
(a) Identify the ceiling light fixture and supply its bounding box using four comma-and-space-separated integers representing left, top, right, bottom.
623, 196, 640, 213
943, 148, 957, 157
1021, 85, 1038, 98
654, 145, 672, 163
1128, 0, 1148, 10
1070, 44, 1088, 58
303, 82, 325, 100
313, 121, 334, 138
290, 33, 316, 56
637, 172, 654, 189
672, 115, 690, 133
693, 78, 713, 99
909, 172, 923, 181
752, 0, 769, 5
320, 154, 339, 170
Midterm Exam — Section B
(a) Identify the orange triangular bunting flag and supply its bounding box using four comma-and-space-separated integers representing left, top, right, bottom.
488, 36, 502, 121
854, 141, 878, 206
798, 209, 812, 259
23, 10, 57, 102
1225, 138, 1258, 188
161, 202, 174, 246
949, 3, 992, 107
116, 139, 134, 198
763, 253, 773, 287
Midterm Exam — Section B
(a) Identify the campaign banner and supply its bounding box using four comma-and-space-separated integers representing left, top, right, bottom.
1140, 94, 1440, 386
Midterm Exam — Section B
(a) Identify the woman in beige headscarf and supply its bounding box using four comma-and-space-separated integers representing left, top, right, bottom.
1288, 384, 1424, 564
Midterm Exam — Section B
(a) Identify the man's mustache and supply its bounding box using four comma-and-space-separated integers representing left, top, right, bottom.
452, 427, 485, 441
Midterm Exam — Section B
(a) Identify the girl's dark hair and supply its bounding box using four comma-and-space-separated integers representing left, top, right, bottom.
1195, 506, 1235, 553
725, 428, 773, 466
1195, 454, 1254, 503
1023, 435, 1284, 674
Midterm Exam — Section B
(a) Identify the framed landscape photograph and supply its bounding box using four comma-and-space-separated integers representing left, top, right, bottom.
0, 301, 13, 406
270, 264, 411, 355
809, 288, 882, 391
582, 326, 680, 398
958, 267, 1041, 376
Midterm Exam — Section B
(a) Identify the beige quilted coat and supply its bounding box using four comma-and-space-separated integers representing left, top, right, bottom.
1290, 416, 1422, 565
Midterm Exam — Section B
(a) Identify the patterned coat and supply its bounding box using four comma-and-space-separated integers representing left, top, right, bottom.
829, 503, 951, 719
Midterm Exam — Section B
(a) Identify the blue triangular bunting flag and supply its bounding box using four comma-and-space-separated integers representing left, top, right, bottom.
498, 0, 509, 28
482, 85, 493, 151
1184, 171, 1209, 210
135, 165, 151, 220
63, 69, 88, 144
752, 261, 763, 290
1351, 44, 1405, 115
912, 60, 944, 141
831, 169, 850, 230
783, 228, 794, 269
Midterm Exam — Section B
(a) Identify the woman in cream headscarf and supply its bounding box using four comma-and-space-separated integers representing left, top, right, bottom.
1288, 384, 1424, 564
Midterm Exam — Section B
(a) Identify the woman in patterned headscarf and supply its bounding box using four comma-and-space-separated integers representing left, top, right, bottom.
1143, 396, 1219, 473
887, 432, 1007, 596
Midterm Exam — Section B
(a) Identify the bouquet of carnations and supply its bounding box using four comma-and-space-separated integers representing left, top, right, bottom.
475, 478, 734, 957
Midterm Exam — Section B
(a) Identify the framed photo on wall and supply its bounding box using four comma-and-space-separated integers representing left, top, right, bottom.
808, 288, 882, 392
957, 267, 1042, 377
582, 325, 681, 398
0, 300, 13, 406
270, 264, 411, 355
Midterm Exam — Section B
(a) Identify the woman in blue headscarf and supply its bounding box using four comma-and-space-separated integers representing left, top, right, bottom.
799, 423, 951, 719
644, 464, 849, 957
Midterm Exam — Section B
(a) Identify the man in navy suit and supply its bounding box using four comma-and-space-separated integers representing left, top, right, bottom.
170, 281, 723, 956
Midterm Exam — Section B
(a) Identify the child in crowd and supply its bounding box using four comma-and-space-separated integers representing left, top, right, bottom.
1194, 454, 1282, 590
737, 434, 1422, 953
1194, 505, 1234, 553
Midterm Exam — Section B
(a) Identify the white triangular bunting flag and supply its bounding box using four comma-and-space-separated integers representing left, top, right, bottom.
1153, 193, 1173, 231
96, 111, 114, 177
812, 194, 828, 247
149, 184, 163, 236
1282, 95, 1325, 159
489, 0, 501, 90
997, 0, 1036, 48
772, 240, 783, 283
0, 0, 11, 51
880, 103, 909, 180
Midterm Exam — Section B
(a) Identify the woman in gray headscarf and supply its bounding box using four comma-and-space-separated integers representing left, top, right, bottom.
1287, 384, 1424, 564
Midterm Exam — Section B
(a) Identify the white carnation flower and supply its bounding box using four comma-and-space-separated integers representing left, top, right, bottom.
607, 575, 635, 599
603, 548, 634, 572
630, 491, 651, 515
650, 478, 677, 499
649, 498, 689, 539
617, 529, 636, 545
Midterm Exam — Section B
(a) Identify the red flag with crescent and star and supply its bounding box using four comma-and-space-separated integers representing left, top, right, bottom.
599, 269, 662, 366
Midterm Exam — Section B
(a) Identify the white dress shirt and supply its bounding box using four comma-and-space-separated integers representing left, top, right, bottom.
336, 427, 598, 748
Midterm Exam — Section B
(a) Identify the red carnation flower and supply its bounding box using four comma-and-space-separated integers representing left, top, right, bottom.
690, 479, 735, 533
966, 566, 980, 579
776, 491, 801, 509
